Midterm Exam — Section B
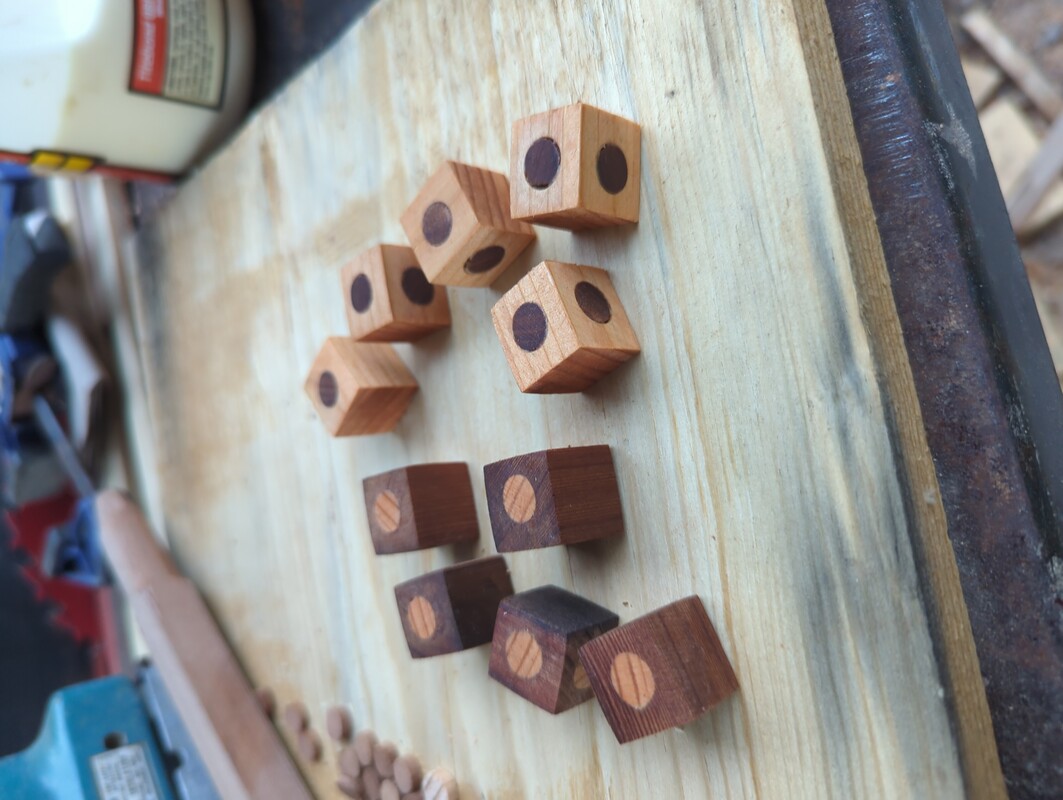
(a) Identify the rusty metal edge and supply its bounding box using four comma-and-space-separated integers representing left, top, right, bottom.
823, 1, 1063, 797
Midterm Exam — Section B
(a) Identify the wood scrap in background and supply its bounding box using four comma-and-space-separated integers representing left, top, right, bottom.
980, 97, 1063, 232
97, 491, 313, 800
956, 4, 1063, 387
959, 10, 1063, 235
1009, 112, 1063, 233
961, 56, 1004, 109
962, 8, 1063, 119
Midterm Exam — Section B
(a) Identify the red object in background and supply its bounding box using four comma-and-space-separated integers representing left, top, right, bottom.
0, 149, 30, 165
7, 487, 76, 562
131, 0, 169, 96
5, 489, 123, 677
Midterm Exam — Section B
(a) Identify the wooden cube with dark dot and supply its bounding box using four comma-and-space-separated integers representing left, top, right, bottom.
400, 161, 536, 287
394, 556, 514, 658
491, 261, 640, 393
489, 585, 619, 714
510, 102, 640, 229
304, 337, 418, 436
578, 596, 739, 743
483, 445, 623, 552
362, 463, 479, 554
341, 244, 450, 342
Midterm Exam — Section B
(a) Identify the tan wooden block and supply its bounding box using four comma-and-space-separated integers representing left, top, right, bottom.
510, 103, 640, 229
341, 245, 450, 342
491, 261, 640, 393
400, 161, 536, 287
304, 338, 418, 436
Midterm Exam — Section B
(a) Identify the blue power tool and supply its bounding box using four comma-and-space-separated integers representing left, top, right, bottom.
0, 675, 173, 800
0, 667, 220, 800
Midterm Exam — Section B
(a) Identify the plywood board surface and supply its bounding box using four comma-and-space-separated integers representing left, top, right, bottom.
127, 0, 1003, 797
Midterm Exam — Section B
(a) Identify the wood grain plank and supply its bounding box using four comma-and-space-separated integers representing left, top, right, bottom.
820, 0, 1063, 794
792, 3, 1005, 795
125, 0, 1002, 797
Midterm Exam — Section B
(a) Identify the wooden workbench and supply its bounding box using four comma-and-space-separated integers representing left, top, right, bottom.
116, 0, 1016, 797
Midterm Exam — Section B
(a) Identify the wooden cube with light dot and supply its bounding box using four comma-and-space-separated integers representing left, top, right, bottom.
362, 463, 479, 554
483, 445, 623, 552
304, 337, 418, 436
394, 556, 513, 658
491, 261, 639, 393
400, 161, 536, 287
578, 596, 739, 743
489, 585, 619, 714
341, 244, 450, 342
510, 102, 640, 229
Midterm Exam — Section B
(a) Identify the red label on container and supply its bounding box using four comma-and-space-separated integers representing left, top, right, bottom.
131, 0, 168, 95
129, 0, 227, 109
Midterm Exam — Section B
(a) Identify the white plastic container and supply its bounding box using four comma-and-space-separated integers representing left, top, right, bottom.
0, 0, 253, 179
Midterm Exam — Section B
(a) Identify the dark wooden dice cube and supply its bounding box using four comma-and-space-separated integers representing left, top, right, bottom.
483, 445, 623, 552
394, 557, 513, 658
363, 463, 479, 554
489, 585, 618, 714
578, 596, 738, 743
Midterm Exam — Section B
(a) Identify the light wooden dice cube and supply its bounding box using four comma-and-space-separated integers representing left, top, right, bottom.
491, 261, 640, 393
510, 103, 640, 229
304, 337, 418, 436
400, 161, 536, 287
341, 245, 450, 342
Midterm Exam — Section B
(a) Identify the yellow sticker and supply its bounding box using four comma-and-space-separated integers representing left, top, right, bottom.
30, 151, 66, 170
29, 150, 100, 174
64, 156, 96, 173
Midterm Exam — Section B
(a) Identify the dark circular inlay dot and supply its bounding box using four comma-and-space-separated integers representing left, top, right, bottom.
401, 266, 435, 306
574, 281, 612, 323
318, 371, 338, 407
512, 302, 548, 352
349, 273, 372, 313
524, 137, 561, 189
596, 144, 628, 195
464, 245, 506, 274
422, 201, 452, 246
